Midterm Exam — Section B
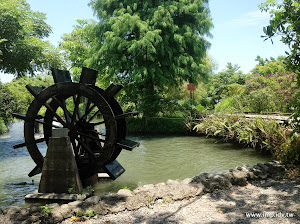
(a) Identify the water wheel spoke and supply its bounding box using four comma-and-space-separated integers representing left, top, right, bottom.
43, 102, 68, 127
28, 165, 42, 177
26, 85, 67, 127
87, 110, 101, 122
53, 96, 71, 123
74, 136, 97, 159
72, 94, 81, 124
13, 138, 45, 149
35, 119, 61, 128
84, 98, 92, 118
13, 113, 43, 121
80, 104, 96, 122
91, 129, 106, 137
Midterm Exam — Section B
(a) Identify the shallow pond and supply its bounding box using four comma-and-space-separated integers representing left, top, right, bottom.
0, 122, 270, 208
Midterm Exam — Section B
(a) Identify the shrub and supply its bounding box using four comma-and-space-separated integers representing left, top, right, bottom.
193, 115, 299, 165
0, 84, 20, 124
0, 119, 7, 134
126, 117, 187, 134
213, 72, 298, 113
215, 97, 240, 114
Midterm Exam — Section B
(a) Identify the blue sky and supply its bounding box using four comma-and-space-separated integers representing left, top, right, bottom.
0, 0, 288, 82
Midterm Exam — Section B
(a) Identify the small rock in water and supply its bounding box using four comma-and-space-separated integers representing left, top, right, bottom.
13, 182, 27, 185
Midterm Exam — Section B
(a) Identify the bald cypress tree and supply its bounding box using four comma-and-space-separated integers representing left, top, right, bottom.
89, 0, 213, 116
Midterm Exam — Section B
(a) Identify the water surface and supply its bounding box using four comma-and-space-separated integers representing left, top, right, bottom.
0, 123, 270, 208
93, 135, 270, 195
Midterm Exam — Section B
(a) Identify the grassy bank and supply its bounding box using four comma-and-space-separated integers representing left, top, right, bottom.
193, 115, 300, 167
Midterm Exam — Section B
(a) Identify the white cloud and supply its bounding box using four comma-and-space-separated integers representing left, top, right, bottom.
230, 10, 270, 26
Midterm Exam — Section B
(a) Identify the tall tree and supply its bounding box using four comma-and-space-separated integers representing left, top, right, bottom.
60, 19, 96, 81
260, 0, 300, 134
251, 56, 286, 75
88, 0, 213, 116
0, 0, 64, 76
207, 62, 245, 104
60, 19, 96, 69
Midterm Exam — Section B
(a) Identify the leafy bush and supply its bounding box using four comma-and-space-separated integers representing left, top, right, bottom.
193, 115, 299, 165
0, 83, 20, 125
244, 72, 298, 113
274, 134, 300, 165
126, 117, 187, 134
5, 75, 54, 114
215, 97, 241, 114
0, 119, 7, 134
214, 72, 298, 113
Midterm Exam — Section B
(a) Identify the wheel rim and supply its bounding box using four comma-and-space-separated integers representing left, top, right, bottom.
24, 82, 117, 170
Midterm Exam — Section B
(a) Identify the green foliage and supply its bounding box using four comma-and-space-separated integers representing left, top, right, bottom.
244, 72, 298, 113
197, 104, 205, 113
194, 115, 299, 165
0, 0, 65, 76
275, 134, 300, 164
85, 185, 93, 192
126, 117, 187, 134
0, 119, 7, 134
75, 209, 95, 219
68, 184, 76, 194
85, 209, 95, 218
178, 98, 205, 118
260, 0, 300, 71
39, 205, 51, 216
206, 63, 246, 107
87, 0, 213, 116
215, 97, 241, 114
5, 75, 54, 113
205, 58, 298, 114
214, 70, 298, 113
260, 0, 300, 134
251, 56, 286, 75
0, 75, 54, 127
60, 19, 96, 80
0, 83, 20, 123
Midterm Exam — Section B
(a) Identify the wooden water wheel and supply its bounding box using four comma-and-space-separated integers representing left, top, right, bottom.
13, 67, 139, 180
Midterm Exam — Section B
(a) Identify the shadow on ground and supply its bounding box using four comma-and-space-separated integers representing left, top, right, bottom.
105, 178, 300, 224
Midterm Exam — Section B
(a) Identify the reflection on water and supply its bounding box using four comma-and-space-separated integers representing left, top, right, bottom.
0, 123, 270, 208
93, 135, 270, 195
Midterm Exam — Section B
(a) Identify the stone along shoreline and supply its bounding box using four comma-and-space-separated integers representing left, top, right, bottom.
1, 161, 299, 223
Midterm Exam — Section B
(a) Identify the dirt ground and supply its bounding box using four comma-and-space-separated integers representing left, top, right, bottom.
61, 177, 300, 224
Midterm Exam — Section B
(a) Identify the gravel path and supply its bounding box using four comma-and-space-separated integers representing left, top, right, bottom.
62, 178, 299, 224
